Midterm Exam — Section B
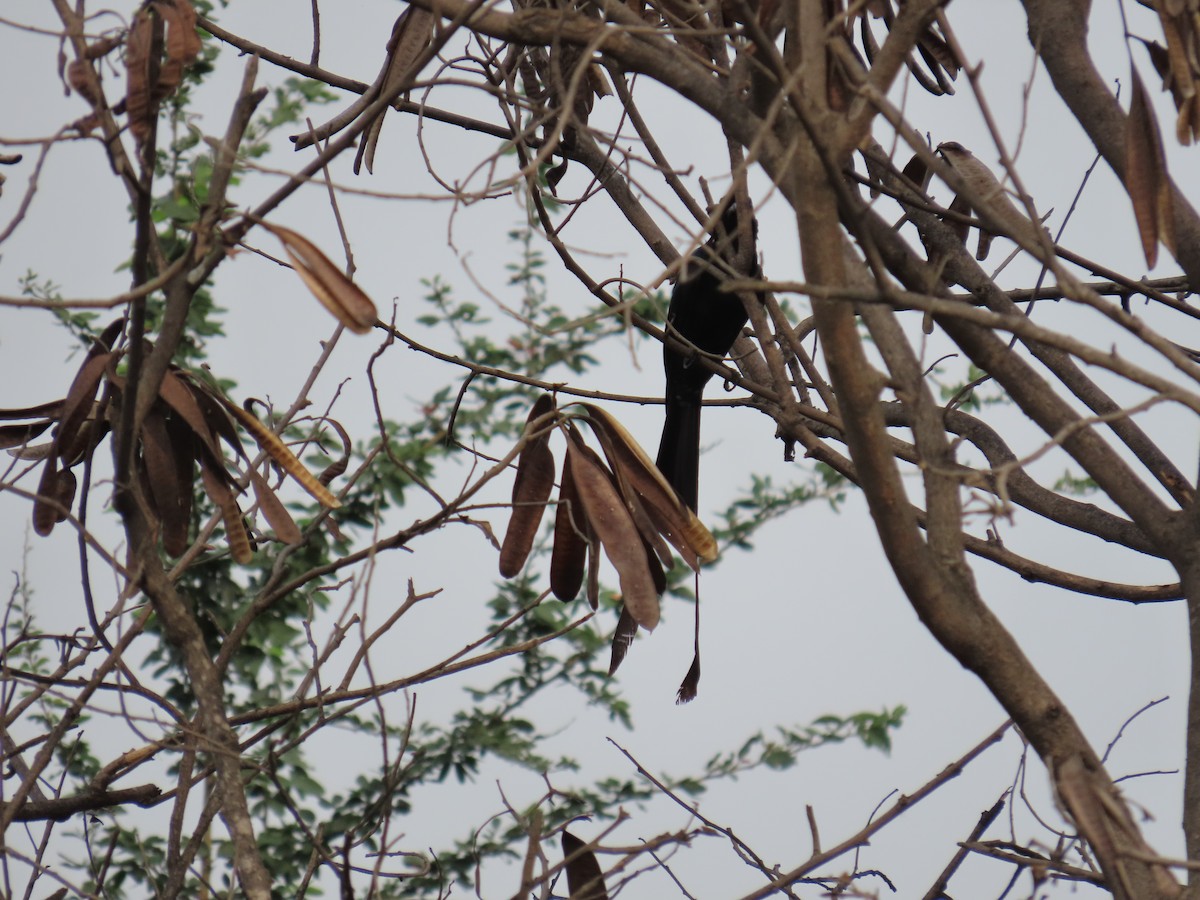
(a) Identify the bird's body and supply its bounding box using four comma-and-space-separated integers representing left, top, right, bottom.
656, 213, 754, 511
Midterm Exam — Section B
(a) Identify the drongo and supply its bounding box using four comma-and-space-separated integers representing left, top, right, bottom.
656, 207, 756, 511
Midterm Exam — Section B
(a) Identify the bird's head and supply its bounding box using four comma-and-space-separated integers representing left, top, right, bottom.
708, 202, 757, 261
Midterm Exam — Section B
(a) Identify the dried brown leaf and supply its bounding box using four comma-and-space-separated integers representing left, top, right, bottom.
124, 10, 157, 145
156, 0, 201, 98
67, 60, 102, 105
567, 429, 659, 631
499, 394, 557, 578
250, 469, 303, 545
561, 831, 608, 900
261, 222, 379, 333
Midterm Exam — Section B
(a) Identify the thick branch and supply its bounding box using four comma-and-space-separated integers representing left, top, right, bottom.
2, 784, 161, 823
1022, 0, 1200, 284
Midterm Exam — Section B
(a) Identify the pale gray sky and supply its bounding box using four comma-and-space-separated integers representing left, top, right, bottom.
1, 1, 1196, 897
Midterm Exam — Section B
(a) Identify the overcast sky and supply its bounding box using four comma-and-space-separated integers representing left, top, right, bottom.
2, 1, 1199, 897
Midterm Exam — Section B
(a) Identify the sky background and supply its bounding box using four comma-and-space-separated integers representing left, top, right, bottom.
2, 1, 1198, 897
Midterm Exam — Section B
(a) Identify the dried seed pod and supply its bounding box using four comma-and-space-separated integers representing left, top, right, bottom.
141, 410, 191, 557
566, 428, 659, 631
578, 403, 717, 568
261, 222, 379, 333
561, 831, 609, 900
33, 457, 62, 536
218, 397, 341, 509
1125, 65, 1176, 268
250, 469, 303, 545
499, 394, 557, 578
549, 459, 589, 602
200, 457, 253, 564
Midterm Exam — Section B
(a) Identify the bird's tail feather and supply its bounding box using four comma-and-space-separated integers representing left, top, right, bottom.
656, 393, 702, 512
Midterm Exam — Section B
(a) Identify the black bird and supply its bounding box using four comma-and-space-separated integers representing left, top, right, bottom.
656, 207, 756, 511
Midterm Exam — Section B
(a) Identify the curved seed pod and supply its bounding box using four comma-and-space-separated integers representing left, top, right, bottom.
157, 368, 223, 462
1126, 65, 1176, 268
95, 318, 125, 352
550, 457, 588, 601
585, 529, 600, 610
59, 419, 110, 468
250, 468, 303, 545
316, 418, 352, 485
200, 457, 253, 564
499, 394, 557, 578
566, 428, 659, 631
583, 408, 674, 569
55, 352, 112, 464
52, 468, 77, 525
165, 412, 196, 554
0, 400, 65, 421
141, 410, 190, 557
561, 831, 609, 900
0, 421, 52, 451
10, 442, 55, 461
218, 397, 341, 509
577, 403, 717, 567
32, 456, 61, 536
608, 605, 639, 676
179, 373, 248, 460
261, 222, 379, 333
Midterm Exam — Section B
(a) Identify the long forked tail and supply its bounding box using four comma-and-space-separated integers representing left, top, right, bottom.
656, 391, 702, 512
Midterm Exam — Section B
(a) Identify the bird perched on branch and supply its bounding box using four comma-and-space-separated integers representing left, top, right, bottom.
935, 140, 1049, 258
656, 206, 756, 511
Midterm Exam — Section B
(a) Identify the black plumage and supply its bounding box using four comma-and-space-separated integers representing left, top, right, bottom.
655, 209, 755, 511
